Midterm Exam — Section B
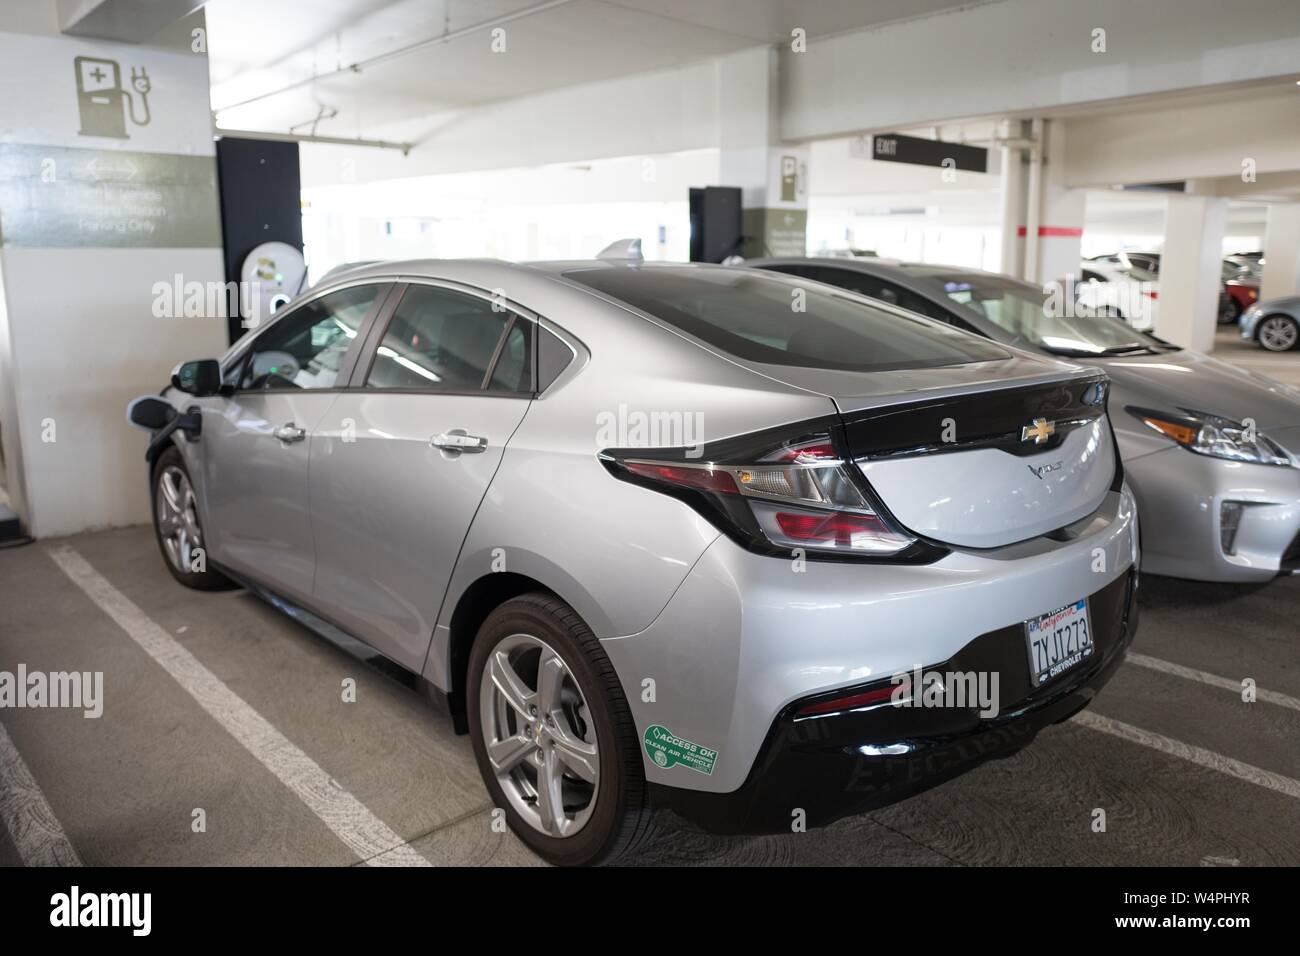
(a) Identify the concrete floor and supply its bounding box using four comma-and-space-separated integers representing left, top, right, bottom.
1213, 325, 1300, 388
1, 522, 1298, 867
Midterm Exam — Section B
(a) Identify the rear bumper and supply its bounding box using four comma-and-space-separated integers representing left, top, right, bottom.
603, 485, 1137, 802
651, 569, 1138, 833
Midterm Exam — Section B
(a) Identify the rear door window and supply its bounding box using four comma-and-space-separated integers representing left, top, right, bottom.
364, 284, 530, 393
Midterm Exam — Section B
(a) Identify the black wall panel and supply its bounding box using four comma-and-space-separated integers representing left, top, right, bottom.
215, 138, 303, 345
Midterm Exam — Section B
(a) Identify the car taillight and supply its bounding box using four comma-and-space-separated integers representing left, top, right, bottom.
623, 462, 738, 494
769, 509, 899, 547
603, 433, 918, 559
794, 677, 911, 717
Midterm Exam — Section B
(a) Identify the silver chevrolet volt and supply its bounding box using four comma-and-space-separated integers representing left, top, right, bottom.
129, 252, 1138, 865
751, 258, 1300, 584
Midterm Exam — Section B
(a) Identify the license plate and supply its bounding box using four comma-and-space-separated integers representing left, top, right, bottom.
1024, 598, 1093, 687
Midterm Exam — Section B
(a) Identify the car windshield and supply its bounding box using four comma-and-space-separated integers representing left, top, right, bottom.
566, 266, 1012, 372
931, 273, 1171, 356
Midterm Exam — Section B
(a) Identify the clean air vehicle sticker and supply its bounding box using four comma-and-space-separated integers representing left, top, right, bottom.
643, 724, 717, 775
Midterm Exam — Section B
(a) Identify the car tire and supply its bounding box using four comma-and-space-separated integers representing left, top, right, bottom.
467, 592, 653, 866
1219, 298, 1242, 325
1257, 314, 1299, 352
150, 446, 235, 590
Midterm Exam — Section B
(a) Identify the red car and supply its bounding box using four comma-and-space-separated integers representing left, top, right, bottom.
1224, 276, 1259, 324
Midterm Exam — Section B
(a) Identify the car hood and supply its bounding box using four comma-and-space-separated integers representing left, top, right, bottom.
1248, 294, 1300, 313
1100, 348, 1300, 437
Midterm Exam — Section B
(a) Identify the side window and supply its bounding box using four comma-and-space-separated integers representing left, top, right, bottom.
814, 270, 963, 326
365, 285, 526, 393
240, 285, 378, 390
487, 318, 533, 393
768, 264, 979, 333
537, 326, 574, 392
884, 285, 982, 333
819, 268, 891, 302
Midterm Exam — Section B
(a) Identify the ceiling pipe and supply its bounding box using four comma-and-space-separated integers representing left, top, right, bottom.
214, 127, 414, 154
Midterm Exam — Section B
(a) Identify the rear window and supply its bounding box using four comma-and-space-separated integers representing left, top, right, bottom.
566, 266, 1009, 372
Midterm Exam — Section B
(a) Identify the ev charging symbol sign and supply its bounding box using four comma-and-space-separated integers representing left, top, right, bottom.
75, 56, 152, 140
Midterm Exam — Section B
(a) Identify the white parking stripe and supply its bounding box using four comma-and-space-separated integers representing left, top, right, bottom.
47, 546, 430, 867
1074, 710, 1300, 801
0, 720, 82, 866
1126, 652, 1300, 714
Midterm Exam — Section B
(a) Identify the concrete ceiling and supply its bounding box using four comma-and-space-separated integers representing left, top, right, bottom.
205, 0, 977, 137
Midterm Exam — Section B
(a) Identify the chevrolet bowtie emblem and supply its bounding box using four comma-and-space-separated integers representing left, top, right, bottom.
1021, 418, 1056, 445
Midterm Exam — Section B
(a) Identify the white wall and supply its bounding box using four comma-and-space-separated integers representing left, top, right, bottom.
1063, 87, 1300, 188
0, 17, 226, 537
806, 134, 1003, 269
300, 148, 719, 276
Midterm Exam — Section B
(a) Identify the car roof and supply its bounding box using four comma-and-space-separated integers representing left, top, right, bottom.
747, 256, 997, 284
317, 257, 753, 281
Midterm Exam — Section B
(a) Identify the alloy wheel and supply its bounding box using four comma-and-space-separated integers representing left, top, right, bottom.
156, 465, 203, 573
479, 633, 600, 838
1259, 316, 1298, 352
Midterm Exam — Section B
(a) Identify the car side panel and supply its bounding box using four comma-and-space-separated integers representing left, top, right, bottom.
421, 310, 839, 691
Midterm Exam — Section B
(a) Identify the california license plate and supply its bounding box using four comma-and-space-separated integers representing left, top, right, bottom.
1025, 599, 1093, 687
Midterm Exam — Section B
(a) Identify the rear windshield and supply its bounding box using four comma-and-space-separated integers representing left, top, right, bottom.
566, 267, 1010, 372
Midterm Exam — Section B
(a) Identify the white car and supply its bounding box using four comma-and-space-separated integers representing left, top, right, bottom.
1076, 261, 1160, 332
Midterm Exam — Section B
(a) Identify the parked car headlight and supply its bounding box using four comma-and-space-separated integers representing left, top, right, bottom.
1128, 406, 1293, 466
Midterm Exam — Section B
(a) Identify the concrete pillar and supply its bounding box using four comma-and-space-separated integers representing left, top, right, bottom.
1260, 202, 1300, 303
1029, 120, 1085, 286
716, 47, 808, 258
996, 119, 1027, 278
1158, 194, 1228, 353
1004, 120, 1085, 285
0, 15, 227, 537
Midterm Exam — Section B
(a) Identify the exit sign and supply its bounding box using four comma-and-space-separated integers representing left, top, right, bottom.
869, 133, 987, 173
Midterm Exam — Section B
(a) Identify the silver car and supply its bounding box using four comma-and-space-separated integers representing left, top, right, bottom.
1241, 295, 1300, 352
752, 258, 1300, 583
129, 255, 1138, 865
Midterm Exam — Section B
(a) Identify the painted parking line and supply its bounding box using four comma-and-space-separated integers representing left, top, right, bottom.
46, 546, 430, 867
1126, 652, 1300, 714
0, 720, 82, 866
1073, 710, 1300, 801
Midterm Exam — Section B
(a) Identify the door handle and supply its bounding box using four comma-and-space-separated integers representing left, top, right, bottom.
274, 423, 307, 443
430, 430, 488, 453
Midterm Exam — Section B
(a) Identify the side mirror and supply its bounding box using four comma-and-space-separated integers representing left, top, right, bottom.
171, 358, 221, 397
127, 395, 176, 431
